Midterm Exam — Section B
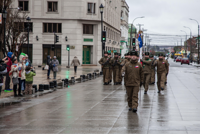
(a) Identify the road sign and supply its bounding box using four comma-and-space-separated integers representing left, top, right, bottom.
0, 13, 2, 24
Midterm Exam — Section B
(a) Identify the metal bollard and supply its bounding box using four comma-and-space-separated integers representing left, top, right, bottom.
44, 84, 50, 90
53, 81, 57, 88
71, 77, 75, 84
32, 85, 38, 93
49, 82, 54, 88
39, 84, 44, 92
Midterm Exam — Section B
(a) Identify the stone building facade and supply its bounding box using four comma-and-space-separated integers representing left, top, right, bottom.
11, 0, 121, 65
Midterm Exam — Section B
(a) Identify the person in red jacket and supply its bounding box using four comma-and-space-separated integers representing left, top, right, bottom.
5, 52, 13, 91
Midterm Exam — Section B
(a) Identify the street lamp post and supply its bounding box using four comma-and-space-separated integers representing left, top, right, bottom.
180, 30, 187, 55
99, 4, 104, 57
184, 26, 192, 60
2, 9, 7, 57
26, 17, 31, 56
130, 16, 144, 51
190, 18, 199, 64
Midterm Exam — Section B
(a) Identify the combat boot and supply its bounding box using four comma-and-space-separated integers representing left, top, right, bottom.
157, 91, 160, 93
132, 108, 137, 113
144, 91, 147, 94
129, 108, 132, 111
161, 88, 164, 91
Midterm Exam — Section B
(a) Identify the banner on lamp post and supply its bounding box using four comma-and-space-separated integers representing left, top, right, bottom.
0, 13, 2, 24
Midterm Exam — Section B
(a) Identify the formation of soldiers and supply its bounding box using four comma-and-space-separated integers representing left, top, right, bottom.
99, 51, 169, 113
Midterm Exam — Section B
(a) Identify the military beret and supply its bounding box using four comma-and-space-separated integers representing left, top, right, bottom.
163, 55, 166, 57
130, 51, 137, 56
118, 53, 121, 56
114, 52, 118, 55
127, 52, 131, 55
149, 55, 154, 58
124, 54, 127, 56
108, 53, 111, 55
158, 53, 164, 56
104, 51, 108, 54
145, 52, 150, 56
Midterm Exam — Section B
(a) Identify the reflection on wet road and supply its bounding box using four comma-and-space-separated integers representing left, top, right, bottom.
0, 59, 200, 134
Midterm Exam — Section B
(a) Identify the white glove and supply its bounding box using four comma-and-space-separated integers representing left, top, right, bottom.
122, 72, 125, 77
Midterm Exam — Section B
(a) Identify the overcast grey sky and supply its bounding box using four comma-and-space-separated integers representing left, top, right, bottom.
126, 0, 200, 45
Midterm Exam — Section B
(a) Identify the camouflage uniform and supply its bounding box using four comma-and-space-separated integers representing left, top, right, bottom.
99, 52, 112, 84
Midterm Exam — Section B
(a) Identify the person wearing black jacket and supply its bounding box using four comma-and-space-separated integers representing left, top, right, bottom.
0, 58, 8, 95
47, 55, 52, 79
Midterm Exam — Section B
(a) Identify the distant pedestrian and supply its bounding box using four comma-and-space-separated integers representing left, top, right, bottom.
9, 59, 19, 97
25, 54, 31, 67
18, 54, 26, 96
47, 55, 52, 79
71, 56, 80, 75
5, 52, 13, 91
25, 66, 36, 95
51, 56, 59, 79
0, 58, 8, 95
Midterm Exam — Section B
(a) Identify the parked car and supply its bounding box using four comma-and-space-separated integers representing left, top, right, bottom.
181, 58, 190, 65
176, 57, 182, 62
174, 56, 177, 62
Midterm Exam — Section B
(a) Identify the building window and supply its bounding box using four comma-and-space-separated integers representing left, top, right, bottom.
43, 23, 62, 33
19, 1, 29, 11
87, 3, 95, 13
48, 2, 58, 12
15, 22, 33, 32
83, 24, 93, 34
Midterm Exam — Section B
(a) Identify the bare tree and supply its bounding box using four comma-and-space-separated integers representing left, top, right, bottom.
0, 0, 28, 58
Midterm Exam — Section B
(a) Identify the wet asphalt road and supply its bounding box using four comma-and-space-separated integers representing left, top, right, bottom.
1, 59, 200, 134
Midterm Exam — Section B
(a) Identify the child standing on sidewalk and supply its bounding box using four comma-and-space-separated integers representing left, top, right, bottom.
25, 66, 36, 95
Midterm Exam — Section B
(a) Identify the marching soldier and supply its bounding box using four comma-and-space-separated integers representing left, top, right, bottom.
118, 53, 122, 84
122, 51, 143, 112
111, 52, 121, 85
121, 53, 130, 86
140, 52, 152, 94
163, 55, 169, 85
150, 55, 156, 85
108, 53, 113, 83
99, 51, 112, 85
155, 53, 169, 93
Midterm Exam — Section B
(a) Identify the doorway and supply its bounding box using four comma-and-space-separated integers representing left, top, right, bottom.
82, 46, 91, 64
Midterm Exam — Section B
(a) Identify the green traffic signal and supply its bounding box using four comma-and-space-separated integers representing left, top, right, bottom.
67, 45, 70, 51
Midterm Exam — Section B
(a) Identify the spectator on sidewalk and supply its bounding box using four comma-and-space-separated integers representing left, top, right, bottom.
25, 66, 36, 95
51, 56, 59, 79
25, 54, 31, 67
18, 54, 26, 96
0, 58, 8, 95
47, 55, 52, 79
71, 56, 80, 75
9, 59, 19, 97
5, 52, 13, 91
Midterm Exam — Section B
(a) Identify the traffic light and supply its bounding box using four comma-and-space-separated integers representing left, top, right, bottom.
132, 38, 136, 45
51, 45, 55, 51
67, 45, 70, 51
102, 31, 106, 42
54, 34, 59, 44
102, 42, 105, 50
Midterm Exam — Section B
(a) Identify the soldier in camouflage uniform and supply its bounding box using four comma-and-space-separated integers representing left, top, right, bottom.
111, 53, 121, 85
154, 53, 169, 93
118, 53, 123, 84
122, 51, 144, 113
140, 52, 153, 94
99, 51, 112, 85
163, 55, 169, 85
108, 53, 113, 83
149, 55, 156, 85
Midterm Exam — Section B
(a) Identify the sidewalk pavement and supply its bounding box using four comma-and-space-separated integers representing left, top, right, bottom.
0, 65, 101, 99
